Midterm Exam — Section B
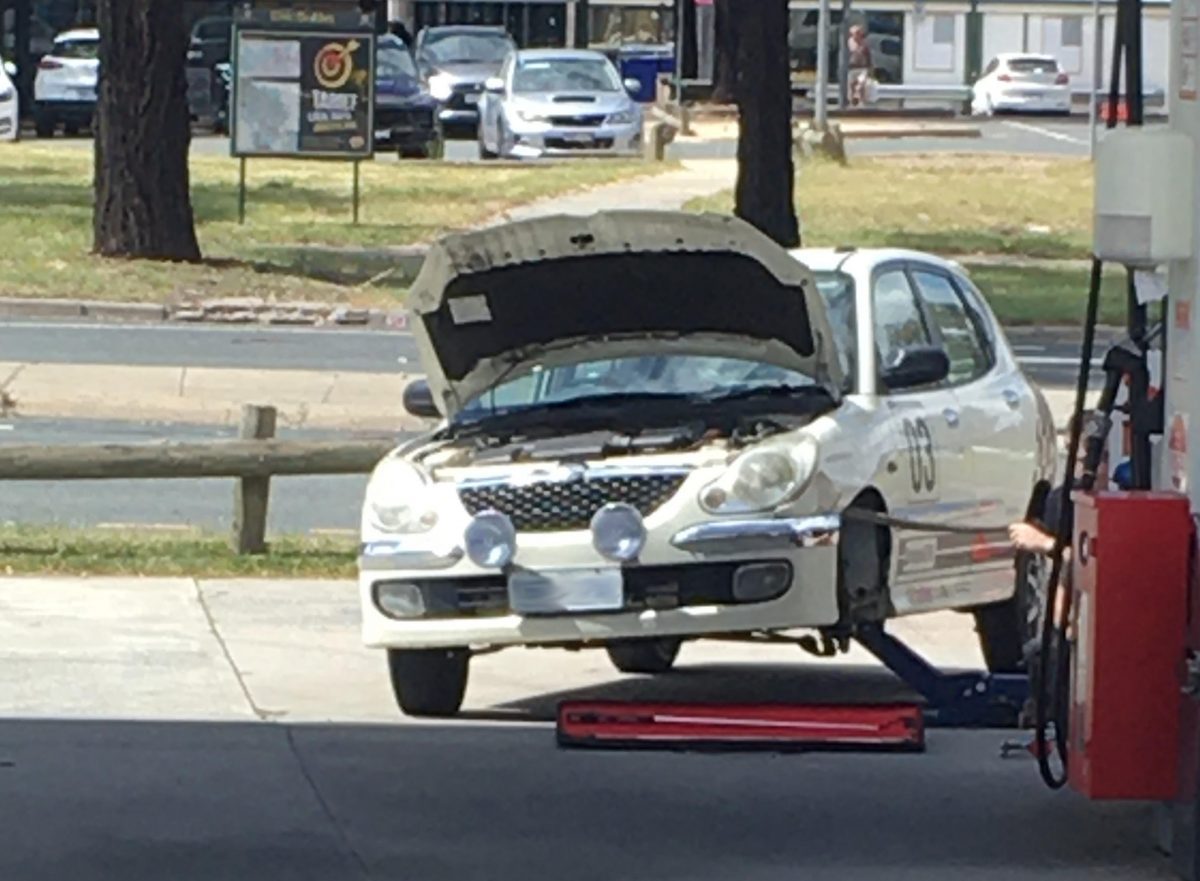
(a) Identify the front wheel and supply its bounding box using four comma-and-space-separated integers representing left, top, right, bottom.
387, 648, 470, 717
606, 638, 682, 674
974, 549, 1046, 673
478, 123, 497, 160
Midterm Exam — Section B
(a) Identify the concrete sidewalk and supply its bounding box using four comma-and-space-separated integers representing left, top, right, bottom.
0, 361, 422, 432
0, 575, 1171, 881
490, 158, 736, 224
0, 358, 1087, 431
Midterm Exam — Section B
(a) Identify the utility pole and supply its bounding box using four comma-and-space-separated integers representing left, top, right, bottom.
815, 0, 830, 127
1090, 0, 1103, 159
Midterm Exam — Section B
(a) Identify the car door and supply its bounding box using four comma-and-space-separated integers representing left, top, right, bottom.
868, 265, 973, 616
908, 264, 1028, 606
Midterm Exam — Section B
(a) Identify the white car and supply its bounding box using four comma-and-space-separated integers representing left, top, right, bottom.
0, 60, 17, 141
33, 28, 99, 137
477, 49, 643, 159
359, 212, 1057, 717
972, 53, 1072, 116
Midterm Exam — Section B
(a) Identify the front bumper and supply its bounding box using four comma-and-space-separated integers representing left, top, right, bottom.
359, 513, 842, 650
375, 108, 440, 148
993, 89, 1071, 113
34, 99, 96, 122
0, 102, 16, 141
437, 107, 480, 127
505, 120, 643, 157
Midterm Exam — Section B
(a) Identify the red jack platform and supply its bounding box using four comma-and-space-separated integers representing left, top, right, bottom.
556, 701, 925, 752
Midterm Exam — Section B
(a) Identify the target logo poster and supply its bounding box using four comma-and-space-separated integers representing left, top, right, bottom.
231, 25, 374, 159
300, 32, 374, 156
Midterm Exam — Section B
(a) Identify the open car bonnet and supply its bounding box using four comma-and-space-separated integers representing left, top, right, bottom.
406, 211, 845, 417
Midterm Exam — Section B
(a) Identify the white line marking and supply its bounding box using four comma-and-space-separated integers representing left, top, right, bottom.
1018, 356, 1105, 367
1011, 345, 1047, 354
1002, 120, 1088, 145
96, 522, 198, 532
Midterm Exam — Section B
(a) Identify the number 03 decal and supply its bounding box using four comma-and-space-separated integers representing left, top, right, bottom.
902, 417, 937, 493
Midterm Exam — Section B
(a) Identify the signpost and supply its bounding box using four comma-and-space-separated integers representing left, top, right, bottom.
230, 4, 376, 224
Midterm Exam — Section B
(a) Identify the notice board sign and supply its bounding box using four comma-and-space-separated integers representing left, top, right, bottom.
232, 25, 375, 158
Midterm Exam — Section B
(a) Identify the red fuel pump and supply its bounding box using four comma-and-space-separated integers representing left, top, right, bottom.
1069, 491, 1192, 800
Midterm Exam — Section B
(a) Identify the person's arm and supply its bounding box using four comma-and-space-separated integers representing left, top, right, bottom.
1008, 522, 1055, 555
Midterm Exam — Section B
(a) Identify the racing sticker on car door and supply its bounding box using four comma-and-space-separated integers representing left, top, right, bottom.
902, 416, 936, 494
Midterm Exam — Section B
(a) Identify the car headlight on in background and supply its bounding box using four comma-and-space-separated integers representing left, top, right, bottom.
363, 460, 438, 535
699, 439, 819, 515
427, 74, 453, 101
605, 108, 638, 125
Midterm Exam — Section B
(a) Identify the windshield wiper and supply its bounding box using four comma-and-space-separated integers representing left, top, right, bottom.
444, 392, 699, 439
697, 384, 832, 405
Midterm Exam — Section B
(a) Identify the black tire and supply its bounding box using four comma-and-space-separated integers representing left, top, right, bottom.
974, 549, 1046, 674
606, 638, 682, 674
34, 114, 55, 138
64, 121, 81, 137
973, 486, 1050, 674
387, 648, 469, 717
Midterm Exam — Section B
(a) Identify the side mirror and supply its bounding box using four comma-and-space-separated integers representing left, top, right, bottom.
881, 346, 950, 391
402, 379, 441, 419
623, 77, 642, 95
484, 76, 504, 94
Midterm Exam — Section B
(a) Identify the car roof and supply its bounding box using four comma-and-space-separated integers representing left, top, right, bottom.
516, 48, 608, 62
995, 52, 1058, 62
55, 28, 99, 42
791, 247, 967, 277
422, 25, 511, 36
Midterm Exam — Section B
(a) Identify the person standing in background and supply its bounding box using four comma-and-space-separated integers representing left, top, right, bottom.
846, 24, 872, 106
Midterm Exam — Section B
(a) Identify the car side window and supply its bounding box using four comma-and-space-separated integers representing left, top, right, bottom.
873, 269, 932, 377
910, 269, 990, 385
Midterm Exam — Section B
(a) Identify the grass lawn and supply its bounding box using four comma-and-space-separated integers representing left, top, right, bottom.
0, 525, 356, 578
0, 143, 663, 305
966, 263, 1129, 326
688, 154, 1092, 260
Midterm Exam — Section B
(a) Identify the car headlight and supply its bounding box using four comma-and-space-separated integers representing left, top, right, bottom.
515, 108, 548, 123
0, 87, 12, 103
606, 108, 638, 125
699, 439, 819, 515
428, 74, 453, 102
363, 460, 438, 535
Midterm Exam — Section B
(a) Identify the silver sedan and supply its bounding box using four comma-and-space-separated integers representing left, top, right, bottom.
477, 49, 644, 159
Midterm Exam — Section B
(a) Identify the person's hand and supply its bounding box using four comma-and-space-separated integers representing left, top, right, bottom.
1009, 522, 1055, 555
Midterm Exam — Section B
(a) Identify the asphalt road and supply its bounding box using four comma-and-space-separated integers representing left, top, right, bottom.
0, 318, 1109, 388
43, 116, 1097, 159
0, 417, 377, 534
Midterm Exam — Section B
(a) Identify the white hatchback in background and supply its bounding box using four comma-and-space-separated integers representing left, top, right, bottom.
33, 28, 99, 137
0, 60, 17, 141
972, 53, 1072, 116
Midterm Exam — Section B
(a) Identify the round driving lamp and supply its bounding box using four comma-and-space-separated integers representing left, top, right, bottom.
464, 510, 518, 568
590, 503, 647, 562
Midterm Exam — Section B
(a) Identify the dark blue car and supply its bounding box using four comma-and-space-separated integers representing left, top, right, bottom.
375, 34, 444, 159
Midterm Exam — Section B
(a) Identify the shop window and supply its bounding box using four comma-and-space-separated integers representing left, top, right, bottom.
589, 5, 673, 47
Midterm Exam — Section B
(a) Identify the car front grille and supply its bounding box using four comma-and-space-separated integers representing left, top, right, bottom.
458, 470, 689, 532
544, 137, 614, 150
375, 107, 435, 130
447, 83, 482, 110
548, 114, 606, 128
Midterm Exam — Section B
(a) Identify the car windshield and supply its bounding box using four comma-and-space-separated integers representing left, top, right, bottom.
513, 57, 620, 93
1008, 58, 1059, 74
378, 41, 418, 79
459, 355, 821, 420
422, 32, 512, 65
458, 270, 855, 418
53, 38, 98, 60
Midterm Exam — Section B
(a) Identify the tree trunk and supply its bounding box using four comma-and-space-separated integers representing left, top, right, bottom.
93, 0, 200, 261
711, 0, 738, 104
733, 0, 799, 248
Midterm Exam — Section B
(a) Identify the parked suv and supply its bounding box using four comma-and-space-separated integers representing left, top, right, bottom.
33, 28, 99, 137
